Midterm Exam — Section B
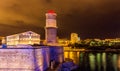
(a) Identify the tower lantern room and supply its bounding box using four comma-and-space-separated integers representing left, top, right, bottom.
46, 10, 57, 28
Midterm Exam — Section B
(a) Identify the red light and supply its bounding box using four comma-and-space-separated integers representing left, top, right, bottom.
48, 10, 55, 13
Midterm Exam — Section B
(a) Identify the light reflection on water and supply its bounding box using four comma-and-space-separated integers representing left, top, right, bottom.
89, 53, 95, 71
64, 51, 120, 71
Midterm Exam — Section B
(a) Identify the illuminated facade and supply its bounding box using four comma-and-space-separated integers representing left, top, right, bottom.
71, 33, 79, 43
45, 10, 57, 45
6, 31, 40, 45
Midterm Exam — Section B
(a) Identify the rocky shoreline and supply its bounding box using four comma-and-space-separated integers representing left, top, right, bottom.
46, 58, 78, 71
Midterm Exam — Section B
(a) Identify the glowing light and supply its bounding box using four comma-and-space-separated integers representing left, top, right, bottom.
48, 10, 55, 13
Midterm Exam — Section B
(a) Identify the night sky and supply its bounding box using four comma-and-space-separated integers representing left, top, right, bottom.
0, 0, 120, 39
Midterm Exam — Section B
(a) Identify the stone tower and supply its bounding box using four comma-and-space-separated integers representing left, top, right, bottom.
45, 10, 57, 45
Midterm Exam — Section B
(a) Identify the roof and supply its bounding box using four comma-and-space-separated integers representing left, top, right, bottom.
7, 31, 40, 37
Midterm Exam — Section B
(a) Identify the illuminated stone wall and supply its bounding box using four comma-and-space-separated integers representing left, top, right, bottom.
0, 48, 49, 71
34, 48, 50, 71
0, 46, 63, 71
0, 49, 35, 71
49, 46, 64, 63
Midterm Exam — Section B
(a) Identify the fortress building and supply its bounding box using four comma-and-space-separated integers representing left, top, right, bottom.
0, 10, 64, 71
0, 10, 63, 71
45, 10, 57, 45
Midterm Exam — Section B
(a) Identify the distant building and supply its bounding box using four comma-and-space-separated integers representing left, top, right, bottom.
114, 38, 120, 43
105, 38, 120, 43
45, 10, 57, 45
94, 38, 101, 41
78, 37, 80, 41
6, 31, 40, 45
58, 38, 70, 46
71, 33, 79, 43
0, 37, 5, 45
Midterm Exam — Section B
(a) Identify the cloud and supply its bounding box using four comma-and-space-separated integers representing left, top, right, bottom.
0, 0, 119, 38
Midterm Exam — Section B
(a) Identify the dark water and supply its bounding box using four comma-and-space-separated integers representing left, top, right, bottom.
64, 51, 120, 71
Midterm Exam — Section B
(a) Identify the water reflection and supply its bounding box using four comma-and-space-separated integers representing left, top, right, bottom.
96, 53, 101, 71
64, 52, 79, 64
102, 53, 106, 71
64, 51, 119, 71
118, 54, 120, 71
112, 54, 117, 71
89, 53, 95, 71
